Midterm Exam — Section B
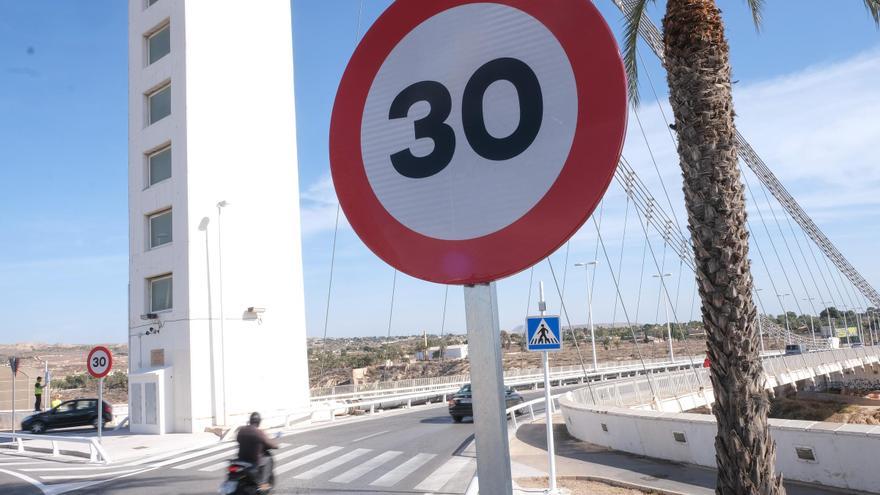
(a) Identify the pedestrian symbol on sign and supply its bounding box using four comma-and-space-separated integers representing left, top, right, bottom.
526, 316, 562, 351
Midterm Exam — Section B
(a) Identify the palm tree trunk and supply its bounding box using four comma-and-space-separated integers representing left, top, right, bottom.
662, 1, 784, 493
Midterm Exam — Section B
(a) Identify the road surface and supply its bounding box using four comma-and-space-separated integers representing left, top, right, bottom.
0, 386, 564, 495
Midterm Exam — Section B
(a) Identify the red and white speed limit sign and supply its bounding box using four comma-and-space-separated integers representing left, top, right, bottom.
87, 346, 113, 379
330, 0, 627, 284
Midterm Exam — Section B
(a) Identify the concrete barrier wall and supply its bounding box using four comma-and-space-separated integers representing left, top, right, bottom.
0, 411, 37, 431
560, 397, 880, 493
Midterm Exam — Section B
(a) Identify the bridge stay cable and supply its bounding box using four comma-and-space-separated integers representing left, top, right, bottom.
546, 257, 597, 403
611, 0, 880, 307
610, 180, 633, 326
752, 168, 820, 328
740, 166, 805, 317
318, 204, 342, 384
588, 215, 660, 402
627, 184, 704, 384
318, 0, 366, 386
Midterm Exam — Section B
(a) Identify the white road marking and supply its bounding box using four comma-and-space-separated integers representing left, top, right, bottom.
414, 456, 473, 492
273, 444, 317, 462
370, 453, 436, 487
293, 448, 371, 480
146, 442, 235, 468
0, 461, 39, 466
199, 444, 316, 472
275, 446, 343, 476
170, 447, 241, 470
0, 467, 47, 493
40, 469, 142, 480
329, 450, 402, 484
350, 430, 389, 443
23, 465, 128, 472
120, 441, 229, 467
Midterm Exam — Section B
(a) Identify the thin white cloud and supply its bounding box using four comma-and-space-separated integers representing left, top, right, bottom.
299, 174, 350, 237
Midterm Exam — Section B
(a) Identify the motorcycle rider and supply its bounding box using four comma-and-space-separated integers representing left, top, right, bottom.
236, 412, 279, 490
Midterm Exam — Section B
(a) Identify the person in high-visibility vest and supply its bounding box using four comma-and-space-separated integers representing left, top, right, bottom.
51, 396, 62, 409
34, 377, 44, 411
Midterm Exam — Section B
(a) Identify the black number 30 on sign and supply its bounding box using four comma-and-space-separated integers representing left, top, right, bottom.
389, 57, 543, 179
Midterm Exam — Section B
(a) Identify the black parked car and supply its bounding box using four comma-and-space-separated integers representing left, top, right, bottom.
448, 384, 524, 423
22, 399, 113, 434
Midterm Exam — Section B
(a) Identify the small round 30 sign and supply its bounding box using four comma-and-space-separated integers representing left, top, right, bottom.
330, 0, 627, 284
87, 346, 113, 379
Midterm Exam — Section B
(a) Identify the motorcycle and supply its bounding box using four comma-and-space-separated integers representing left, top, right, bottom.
219, 451, 275, 495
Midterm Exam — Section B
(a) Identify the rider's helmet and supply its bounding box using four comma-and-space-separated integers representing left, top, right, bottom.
248, 412, 261, 427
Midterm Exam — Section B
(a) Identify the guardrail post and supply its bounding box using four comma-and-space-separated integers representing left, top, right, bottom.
529, 404, 535, 421
89, 443, 97, 463
370, 404, 375, 415
16, 437, 24, 453
52, 441, 59, 457
407, 398, 412, 409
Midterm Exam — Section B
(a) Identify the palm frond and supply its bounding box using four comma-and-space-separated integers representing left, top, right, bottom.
865, 0, 880, 26
622, 0, 653, 106
744, 0, 765, 31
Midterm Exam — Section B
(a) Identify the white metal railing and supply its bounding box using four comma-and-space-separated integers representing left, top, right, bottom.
505, 392, 569, 431
297, 388, 458, 425
298, 347, 878, 427
0, 432, 111, 463
566, 347, 880, 410
310, 355, 706, 402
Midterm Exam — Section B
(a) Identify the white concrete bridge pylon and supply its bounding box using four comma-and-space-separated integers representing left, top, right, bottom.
127, 0, 309, 433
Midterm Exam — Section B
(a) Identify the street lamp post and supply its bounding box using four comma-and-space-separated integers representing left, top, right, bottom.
869, 310, 879, 346
216, 200, 229, 425
802, 296, 817, 345
855, 308, 864, 345
574, 261, 599, 370
822, 301, 835, 342
653, 273, 674, 361
755, 288, 766, 354
777, 293, 792, 344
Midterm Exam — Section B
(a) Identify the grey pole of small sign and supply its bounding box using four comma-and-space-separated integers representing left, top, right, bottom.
463, 282, 513, 494
9, 358, 17, 435
538, 282, 559, 494
98, 376, 104, 442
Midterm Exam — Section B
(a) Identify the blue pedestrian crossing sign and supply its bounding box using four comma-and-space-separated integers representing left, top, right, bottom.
526, 316, 562, 351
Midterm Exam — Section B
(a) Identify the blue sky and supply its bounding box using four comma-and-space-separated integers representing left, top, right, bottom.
0, 1, 878, 344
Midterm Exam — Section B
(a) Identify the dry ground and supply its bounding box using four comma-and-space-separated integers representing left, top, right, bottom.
690, 397, 880, 425
517, 477, 657, 494
770, 397, 880, 425
0, 343, 129, 404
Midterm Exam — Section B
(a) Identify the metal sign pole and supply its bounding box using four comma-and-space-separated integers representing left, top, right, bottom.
98, 377, 104, 442
538, 283, 559, 494
464, 282, 513, 495
11, 367, 15, 435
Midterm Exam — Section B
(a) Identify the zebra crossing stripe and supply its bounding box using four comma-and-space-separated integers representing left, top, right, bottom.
149, 443, 235, 468
123, 442, 230, 467
171, 447, 239, 470
293, 448, 371, 480
275, 446, 343, 476
413, 456, 473, 492
369, 453, 436, 487
199, 444, 316, 472
328, 450, 402, 484
273, 444, 317, 463
40, 469, 143, 480
22, 465, 127, 472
